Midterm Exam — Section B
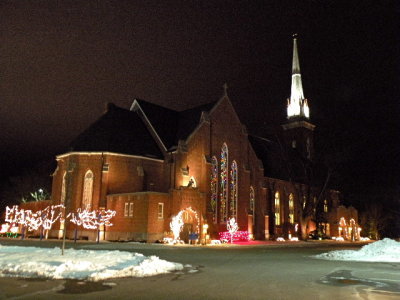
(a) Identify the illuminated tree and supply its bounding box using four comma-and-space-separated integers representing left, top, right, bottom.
170, 213, 184, 242
227, 217, 238, 243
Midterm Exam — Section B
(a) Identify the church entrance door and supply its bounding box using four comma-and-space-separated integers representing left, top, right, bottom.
178, 208, 199, 243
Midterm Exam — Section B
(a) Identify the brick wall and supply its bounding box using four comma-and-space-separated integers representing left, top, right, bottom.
105, 191, 169, 242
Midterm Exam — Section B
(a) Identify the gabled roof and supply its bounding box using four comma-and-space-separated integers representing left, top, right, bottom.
69, 104, 164, 159
132, 100, 179, 150
68, 99, 218, 158
175, 101, 217, 143
132, 99, 217, 150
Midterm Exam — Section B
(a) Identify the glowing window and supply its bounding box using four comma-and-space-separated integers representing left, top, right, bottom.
249, 186, 255, 215
124, 202, 129, 217
82, 170, 93, 209
129, 202, 134, 217
210, 156, 218, 223
230, 160, 238, 218
158, 203, 164, 219
220, 143, 228, 223
274, 192, 280, 226
313, 196, 317, 213
289, 193, 294, 224
324, 199, 328, 213
60, 172, 66, 205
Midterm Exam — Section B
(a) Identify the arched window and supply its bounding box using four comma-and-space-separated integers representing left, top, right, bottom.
211, 156, 218, 223
230, 160, 238, 218
274, 192, 281, 226
249, 186, 255, 215
60, 172, 66, 205
82, 170, 94, 209
220, 143, 228, 223
289, 193, 294, 224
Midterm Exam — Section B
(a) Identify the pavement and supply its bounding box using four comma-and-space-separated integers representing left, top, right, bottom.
0, 238, 399, 300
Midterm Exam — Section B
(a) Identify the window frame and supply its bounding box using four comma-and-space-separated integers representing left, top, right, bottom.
274, 191, 281, 226
158, 203, 164, 219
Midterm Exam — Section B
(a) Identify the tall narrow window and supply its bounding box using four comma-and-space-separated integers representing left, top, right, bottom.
129, 202, 134, 217
82, 170, 93, 209
211, 156, 218, 223
60, 172, 66, 205
324, 199, 328, 213
230, 160, 238, 218
124, 202, 129, 217
249, 186, 255, 215
274, 192, 281, 226
289, 193, 294, 224
313, 196, 317, 214
158, 203, 164, 219
220, 143, 228, 223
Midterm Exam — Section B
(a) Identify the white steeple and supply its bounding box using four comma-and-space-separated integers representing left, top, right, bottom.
287, 35, 310, 119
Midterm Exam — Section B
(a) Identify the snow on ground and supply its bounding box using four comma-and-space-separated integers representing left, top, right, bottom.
315, 238, 400, 262
0, 245, 184, 281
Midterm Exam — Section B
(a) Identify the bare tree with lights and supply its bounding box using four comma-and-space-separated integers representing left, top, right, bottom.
227, 217, 238, 243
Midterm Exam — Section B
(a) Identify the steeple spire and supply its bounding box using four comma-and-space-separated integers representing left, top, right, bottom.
287, 35, 309, 119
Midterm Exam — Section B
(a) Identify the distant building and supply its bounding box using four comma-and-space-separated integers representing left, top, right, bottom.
47, 37, 359, 242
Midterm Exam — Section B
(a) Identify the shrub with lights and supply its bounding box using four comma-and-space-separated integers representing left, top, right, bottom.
218, 217, 251, 243
3, 205, 116, 239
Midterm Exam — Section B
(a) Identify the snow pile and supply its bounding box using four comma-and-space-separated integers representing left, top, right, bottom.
0, 245, 183, 281
315, 238, 400, 262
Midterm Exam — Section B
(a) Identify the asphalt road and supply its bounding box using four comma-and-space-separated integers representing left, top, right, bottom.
0, 239, 399, 300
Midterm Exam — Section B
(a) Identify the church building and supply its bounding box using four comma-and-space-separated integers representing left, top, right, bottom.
48, 37, 359, 242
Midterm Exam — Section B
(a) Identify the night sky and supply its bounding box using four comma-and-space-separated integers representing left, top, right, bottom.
0, 1, 398, 206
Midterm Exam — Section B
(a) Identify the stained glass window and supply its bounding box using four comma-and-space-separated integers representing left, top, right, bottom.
211, 156, 218, 223
289, 193, 294, 224
274, 192, 280, 226
249, 186, 255, 215
220, 143, 228, 223
82, 170, 93, 209
230, 160, 238, 218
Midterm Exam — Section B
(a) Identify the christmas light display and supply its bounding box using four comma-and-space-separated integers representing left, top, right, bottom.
169, 207, 200, 244
4, 205, 116, 236
0, 223, 9, 233
230, 161, 238, 218
210, 156, 218, 223
226, 217, 238, 243
5, 205, 27, 226
218, 230, 250, 242
68, 208, 116, 229
6, 205, 64, 231
220, 143, 228, 223
170, 213, 184, 242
